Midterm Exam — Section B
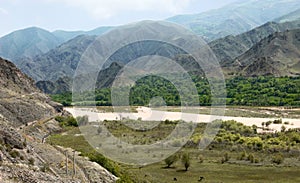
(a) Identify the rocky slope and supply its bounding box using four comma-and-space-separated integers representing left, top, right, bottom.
0, 57, 62, 126
0, 60, 72, 182
0, 58, 118, 182
18, 35, 96, 81
209, 19, 300, 66
231, 29, 300, 76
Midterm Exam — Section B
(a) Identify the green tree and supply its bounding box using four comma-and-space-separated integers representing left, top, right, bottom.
181, 153, 191, 171
164, 154, 178, 168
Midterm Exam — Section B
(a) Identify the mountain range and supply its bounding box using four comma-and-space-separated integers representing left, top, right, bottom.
0, 0, 299, 94
1, 1, 300, 181
209, 19, 300, 65
1, 1, 300, 62
0, 27, 112, 61
167, 0, 300, 41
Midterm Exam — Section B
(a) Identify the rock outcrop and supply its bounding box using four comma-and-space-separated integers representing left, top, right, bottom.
0, 57, 62, 126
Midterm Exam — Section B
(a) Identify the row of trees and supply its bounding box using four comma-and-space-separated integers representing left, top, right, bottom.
51, 76, 300, 107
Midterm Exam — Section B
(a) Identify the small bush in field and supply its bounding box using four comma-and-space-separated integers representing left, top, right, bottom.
181, 153, 191, 171
198, 154, 204, 163
272, 153, 284, 164
164, 154, 178, 168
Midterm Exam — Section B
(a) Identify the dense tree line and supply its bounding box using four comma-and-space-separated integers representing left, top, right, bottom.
51, 76, 300, 107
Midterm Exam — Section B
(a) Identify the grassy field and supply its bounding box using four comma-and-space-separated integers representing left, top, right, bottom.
126, 161, 300, 183
48, 119, 300, 183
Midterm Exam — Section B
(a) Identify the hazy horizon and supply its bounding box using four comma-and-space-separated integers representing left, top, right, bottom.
0, 0, 238, 37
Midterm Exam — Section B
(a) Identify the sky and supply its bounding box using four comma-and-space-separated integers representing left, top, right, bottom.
0, 0, 238, 37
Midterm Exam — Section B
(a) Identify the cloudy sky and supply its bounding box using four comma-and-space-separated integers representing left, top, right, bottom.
0, 0, 237, 36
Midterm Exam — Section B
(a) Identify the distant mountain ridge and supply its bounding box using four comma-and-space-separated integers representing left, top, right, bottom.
167, 0, 300, 41
2, 0, 300, 62
52, 26, 113, 42
0, 27, 63, 61
0, 26, 112, 62
274, 8, 300, 23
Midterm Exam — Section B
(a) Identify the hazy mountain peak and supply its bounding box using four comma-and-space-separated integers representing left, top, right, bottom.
0, 27, 63, 61
167, 0, 300, 41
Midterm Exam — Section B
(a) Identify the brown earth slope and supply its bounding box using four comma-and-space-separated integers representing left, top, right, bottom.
0, 58, 117, 182
235, 29, 300, 76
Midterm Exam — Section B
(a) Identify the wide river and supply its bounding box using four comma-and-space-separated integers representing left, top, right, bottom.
65, 107, 300, 132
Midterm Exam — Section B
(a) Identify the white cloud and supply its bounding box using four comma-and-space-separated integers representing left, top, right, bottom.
0, 8, 8, 15
47, 0, 191, 20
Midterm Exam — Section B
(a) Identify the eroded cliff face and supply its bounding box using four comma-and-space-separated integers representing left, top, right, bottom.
0, 115, 72, 183
0, 58, 117, 182
0, 57, 62, 127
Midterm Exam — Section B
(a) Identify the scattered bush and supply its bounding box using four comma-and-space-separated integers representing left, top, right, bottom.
237, 151, 247, 160
273, 119, 282, 124
28, 158, 35, 165
265, 121, 272, 127
281, 125, 286, 132
221, 152, 230, 164
181, 153, 191, 171
247, 153, 255, 163
198, 154, 204, 163
272, 153, 284, 164
97, 126, 103, 134
9, 150, 20, 158
55, 116, 78, 127
164, 154, 178, 168
41, 163, 50, 172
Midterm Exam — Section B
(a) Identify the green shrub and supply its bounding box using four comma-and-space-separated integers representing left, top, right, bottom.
181, 153, 191, 171
28, 158, 35, 165
9, 150, 20, 158
55, 116, 78, 127
273, 119, 282, 124
54, 116, 64, 123
247, 153, 254, 163
237, 151, 247, 160
272, 153, 284, 164
41, 163, 50, 172
265, 121, 272, 127
221, 152, 230, 164
164, 154, 178, 168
